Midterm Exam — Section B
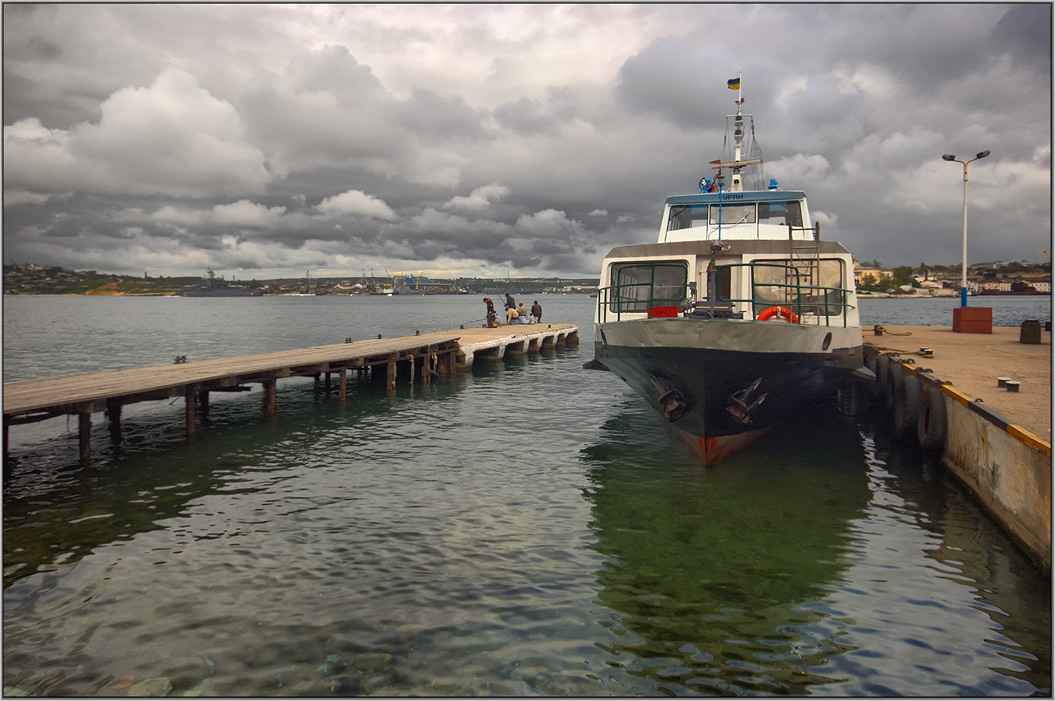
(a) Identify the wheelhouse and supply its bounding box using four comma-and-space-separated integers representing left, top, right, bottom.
660, 190, 813, 243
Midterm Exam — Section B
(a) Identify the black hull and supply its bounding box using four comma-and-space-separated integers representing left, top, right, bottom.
595, 340, 858, 463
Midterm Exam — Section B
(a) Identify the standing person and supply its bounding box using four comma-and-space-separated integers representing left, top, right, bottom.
483, 297, 497, 327
530, 300, 542, 323
504, 292, 516, 311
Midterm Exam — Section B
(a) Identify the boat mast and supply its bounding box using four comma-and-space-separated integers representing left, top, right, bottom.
713, 72, 761, 193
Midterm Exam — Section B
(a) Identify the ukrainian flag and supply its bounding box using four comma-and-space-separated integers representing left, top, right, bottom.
727, 77, 741, 90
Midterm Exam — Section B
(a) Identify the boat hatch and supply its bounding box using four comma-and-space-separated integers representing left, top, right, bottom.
600, 262, 688, 320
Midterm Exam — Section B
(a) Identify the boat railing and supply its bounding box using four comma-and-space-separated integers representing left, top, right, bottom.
595, 282, 687, 323
596, 261, 856, 327
717, 262, 856, 328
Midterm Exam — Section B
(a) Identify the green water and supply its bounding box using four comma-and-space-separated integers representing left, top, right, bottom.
3, 295, 1050, 696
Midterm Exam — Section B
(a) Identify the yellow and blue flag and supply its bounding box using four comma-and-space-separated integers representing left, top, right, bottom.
727, 77, 740, 90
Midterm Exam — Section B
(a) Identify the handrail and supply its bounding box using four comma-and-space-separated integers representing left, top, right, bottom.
596, 260, 856, 327
717, 262, 854, 328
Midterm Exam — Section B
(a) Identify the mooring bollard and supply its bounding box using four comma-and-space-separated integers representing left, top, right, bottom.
1005, 380, 1021, 392
1020, 319, 1042, 344
996, 377, 1012, 387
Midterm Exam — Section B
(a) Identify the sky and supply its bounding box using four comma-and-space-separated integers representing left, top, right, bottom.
3, 3, 1051, 281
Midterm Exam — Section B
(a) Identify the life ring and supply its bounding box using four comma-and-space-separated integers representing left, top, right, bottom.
757, 306, 799, 323
917, 386, 947, 452
893, 373, 922, 438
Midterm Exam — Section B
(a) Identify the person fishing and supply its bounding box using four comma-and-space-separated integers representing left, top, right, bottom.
483, 297, 497, 327
530, 300, 542, 323
504, 292, 516, 311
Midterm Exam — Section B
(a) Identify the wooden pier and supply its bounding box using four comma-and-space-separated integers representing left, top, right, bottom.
3, 323, 578, 465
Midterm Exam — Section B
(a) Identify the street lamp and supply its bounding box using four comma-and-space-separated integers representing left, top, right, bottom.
942, 150, 990, 307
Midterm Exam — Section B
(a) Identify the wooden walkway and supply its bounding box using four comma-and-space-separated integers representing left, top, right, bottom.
3, 323, 579, 464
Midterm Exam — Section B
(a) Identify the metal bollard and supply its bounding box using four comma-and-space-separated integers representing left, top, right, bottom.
1020, 319, 1042, 344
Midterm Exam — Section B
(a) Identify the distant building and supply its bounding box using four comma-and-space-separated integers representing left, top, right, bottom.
853, 266, 893, 286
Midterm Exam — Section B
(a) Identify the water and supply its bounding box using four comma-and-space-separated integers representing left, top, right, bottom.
3, 294, 1050, 696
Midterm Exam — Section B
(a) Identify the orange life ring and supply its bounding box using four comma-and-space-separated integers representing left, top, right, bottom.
757, 306, 799, 323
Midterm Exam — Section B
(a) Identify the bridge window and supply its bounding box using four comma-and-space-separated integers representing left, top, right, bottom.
609, 262, 688, 314
756, 201, 803, 227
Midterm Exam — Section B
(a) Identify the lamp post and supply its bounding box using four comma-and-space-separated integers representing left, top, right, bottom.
942, 150, 990, 307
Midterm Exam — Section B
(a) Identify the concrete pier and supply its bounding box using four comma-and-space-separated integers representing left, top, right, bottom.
864, 324, 1051, 574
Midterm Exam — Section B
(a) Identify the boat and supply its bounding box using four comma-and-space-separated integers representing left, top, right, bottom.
589, 76, 865, 465
177, 269, 264, 297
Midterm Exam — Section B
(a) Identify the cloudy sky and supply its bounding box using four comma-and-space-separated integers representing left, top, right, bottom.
3, 3, 1051, 280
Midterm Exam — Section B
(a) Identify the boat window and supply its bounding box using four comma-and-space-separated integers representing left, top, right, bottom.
724, 259, 848, 318
709, 204, 755, 226
609, 262, 687, 313
756, 201, 803, 227
667, 205, 709, 231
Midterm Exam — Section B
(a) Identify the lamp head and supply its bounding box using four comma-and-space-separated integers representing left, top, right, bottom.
976, 150, 991, 159
715, 174, 725, 187
942, 154, 956, 161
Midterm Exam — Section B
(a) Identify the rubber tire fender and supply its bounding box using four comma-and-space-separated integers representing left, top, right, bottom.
885, 360, 904, 411
875, 355, 891, 401
917, 386, 948, 453
894, 373, 923, 439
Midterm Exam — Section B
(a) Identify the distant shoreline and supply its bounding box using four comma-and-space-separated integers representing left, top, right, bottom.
858, 293, 1050, 299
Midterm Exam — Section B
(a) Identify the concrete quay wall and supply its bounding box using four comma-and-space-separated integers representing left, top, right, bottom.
863, 325, 1050, 575
939, 382, 1050, 575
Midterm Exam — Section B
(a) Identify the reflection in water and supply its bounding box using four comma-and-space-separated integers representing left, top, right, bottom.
581, 402, 872, 694
2, 376, 416, 590
581, 399, 1051, 696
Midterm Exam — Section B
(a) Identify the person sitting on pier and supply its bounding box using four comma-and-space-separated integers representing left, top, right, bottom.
483, 297, 498, 327
517, 303, 532, 323
506, 305, 519, 324
531, 300, 542, 323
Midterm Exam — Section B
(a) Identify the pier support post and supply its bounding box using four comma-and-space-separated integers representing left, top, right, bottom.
199, 391, 210, 416
324, 372, 332, 394
386, 362, 397, 392
338, 368, 347, 402
185, 386, 197, 437
78, 411, 92, 465
106, 399, 123, 446
263, 378, 277, 415
420, 356, 430, 385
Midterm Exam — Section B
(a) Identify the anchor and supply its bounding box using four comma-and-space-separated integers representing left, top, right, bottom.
726, 377, 767, 425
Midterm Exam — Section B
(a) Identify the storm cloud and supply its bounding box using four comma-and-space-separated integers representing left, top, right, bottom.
3, 4, 1050, 279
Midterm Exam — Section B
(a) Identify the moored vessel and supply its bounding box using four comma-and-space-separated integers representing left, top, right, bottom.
590, 76, 865, 464
177, 269, 264, 297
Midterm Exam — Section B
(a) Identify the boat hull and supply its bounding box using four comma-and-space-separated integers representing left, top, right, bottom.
594, 318, 862, 464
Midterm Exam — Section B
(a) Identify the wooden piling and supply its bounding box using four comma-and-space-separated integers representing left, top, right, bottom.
185, 386, 197, 437
78, 411, 91, 465
263, 378, 277, 415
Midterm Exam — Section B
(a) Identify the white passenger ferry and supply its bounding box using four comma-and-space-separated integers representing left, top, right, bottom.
590, 77, 864, 464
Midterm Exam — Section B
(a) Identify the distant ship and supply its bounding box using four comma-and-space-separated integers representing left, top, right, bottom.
177, 269, 264, 297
